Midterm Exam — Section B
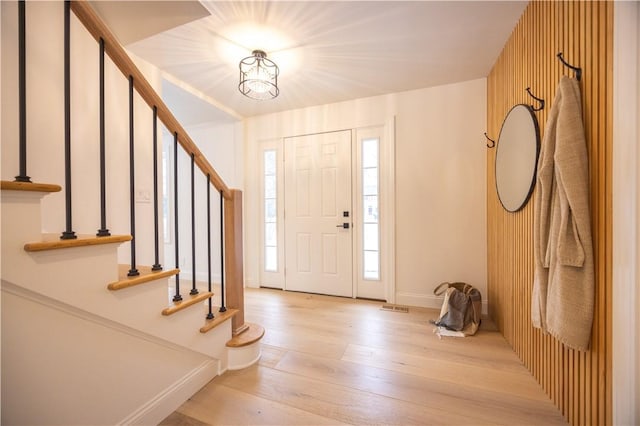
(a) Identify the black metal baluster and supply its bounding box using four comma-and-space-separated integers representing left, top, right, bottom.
151, 106, 161, 270
219, 189, 226, 313
60, 0, 76, 240
15, 0, 30, 183
97, 38, 110, 237
173, 132, 182, 302
206, 174, 214, 320
190, 153, 198, 295
127, 75, 139, 276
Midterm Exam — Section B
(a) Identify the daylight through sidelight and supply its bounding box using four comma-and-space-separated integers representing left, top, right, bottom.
362, 138, 380, 280
263, 150, 278, 272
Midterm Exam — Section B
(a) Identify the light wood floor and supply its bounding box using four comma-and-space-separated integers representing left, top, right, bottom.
161, 288, 567, 425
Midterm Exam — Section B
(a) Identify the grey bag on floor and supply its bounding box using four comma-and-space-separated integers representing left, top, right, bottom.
431, 282, 482, 336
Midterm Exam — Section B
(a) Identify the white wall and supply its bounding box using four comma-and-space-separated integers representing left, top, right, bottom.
163, 120, 243, 281
612, 1, 640, 424
244, 78, 487, 309
1, 1, 160, 266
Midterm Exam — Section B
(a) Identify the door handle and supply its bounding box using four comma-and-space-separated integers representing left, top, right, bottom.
336, 223, 350, 229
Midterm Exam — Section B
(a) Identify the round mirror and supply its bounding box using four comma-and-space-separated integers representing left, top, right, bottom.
495, 104, 540, 212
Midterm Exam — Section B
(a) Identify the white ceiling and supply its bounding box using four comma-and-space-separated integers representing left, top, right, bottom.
100, 1, 527, 122
90, 1, 210, 45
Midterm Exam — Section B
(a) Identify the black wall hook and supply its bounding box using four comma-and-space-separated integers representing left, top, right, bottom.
525, 87, 545, 111
557, 52, 582, 81
484, 132, 495, 148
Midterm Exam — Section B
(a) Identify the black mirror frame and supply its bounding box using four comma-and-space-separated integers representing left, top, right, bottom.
495, 104, 541, 213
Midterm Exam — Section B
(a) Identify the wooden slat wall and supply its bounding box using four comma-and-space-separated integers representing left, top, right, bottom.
486, 2, 612, 425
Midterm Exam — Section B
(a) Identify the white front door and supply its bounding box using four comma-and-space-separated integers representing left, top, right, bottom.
284, 131, 353, 297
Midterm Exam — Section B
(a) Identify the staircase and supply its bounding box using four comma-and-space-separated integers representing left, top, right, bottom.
0, 1, 263, 424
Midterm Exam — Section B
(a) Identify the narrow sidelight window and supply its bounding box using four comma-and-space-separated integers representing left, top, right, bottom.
362, 138, 380, 280
264, 150, 278, 272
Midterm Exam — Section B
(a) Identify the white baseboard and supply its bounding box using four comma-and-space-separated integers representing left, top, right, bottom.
245, 278, 259, 288
395, 291, 489, 316
121, 359, 219, 426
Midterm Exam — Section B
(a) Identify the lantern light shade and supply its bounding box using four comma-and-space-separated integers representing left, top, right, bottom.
238, 50, 279, 100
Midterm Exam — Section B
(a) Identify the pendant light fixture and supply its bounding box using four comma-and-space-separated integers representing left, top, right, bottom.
238, 50, 279, 100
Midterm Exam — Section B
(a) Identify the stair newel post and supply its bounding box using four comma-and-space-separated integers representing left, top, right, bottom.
60, 0, 76, 240
219, 189, 226, 313
15, 0, 31, 183
224, 189, 247, 335
173, 132, 182, 302
151, 106, 162, 270
190, 153, 198, 295
206, 174, 214, 320
127, 75, 139, 277
96, 37, 110, 237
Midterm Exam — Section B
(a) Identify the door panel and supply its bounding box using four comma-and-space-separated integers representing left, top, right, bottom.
284, 131, 352, 297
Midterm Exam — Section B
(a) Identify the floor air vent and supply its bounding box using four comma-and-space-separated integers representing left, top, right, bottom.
381, 304, 409, 313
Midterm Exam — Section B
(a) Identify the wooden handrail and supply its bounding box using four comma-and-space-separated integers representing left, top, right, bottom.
69, 0, 231, 199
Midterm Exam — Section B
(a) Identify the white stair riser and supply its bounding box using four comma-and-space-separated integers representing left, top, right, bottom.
1, 191, 50, 254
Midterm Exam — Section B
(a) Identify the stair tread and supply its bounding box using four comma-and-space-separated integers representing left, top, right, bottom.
226, 323, 265, 348
199, 308, 239, 334
24, 234, 132, 252
108, 265, 179, 290
1, 180, 61, 193
162, 291, 213, 316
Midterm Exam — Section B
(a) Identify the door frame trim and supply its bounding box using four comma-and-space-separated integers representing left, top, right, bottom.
352, 120, 396, 302
256, 119, 396, 303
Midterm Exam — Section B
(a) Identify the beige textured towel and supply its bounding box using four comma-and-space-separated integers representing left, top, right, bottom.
532, 76, 594, 351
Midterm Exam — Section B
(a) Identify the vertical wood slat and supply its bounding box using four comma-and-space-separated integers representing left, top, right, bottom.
578, 2, 586, 424
554, 2, 563, 413
604, 2, 614, 422
583, 4, 594, 422
486, 2, 612, 425
567, 3, 575, 419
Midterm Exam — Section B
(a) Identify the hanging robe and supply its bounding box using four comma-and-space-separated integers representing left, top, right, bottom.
532, 76, 594, 351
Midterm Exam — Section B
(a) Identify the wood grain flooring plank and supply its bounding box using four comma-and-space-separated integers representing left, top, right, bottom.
258, 327, 348, 360
246, 292, 512, 363
258, 344, 288, 369
250, 311, 526, 369
165, 288, 568, 425
216, 365, 486, 426
342, 343, 547, 400
174, 380, 347, 426
274, 350, 566, 425
159, 411, 209, 426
